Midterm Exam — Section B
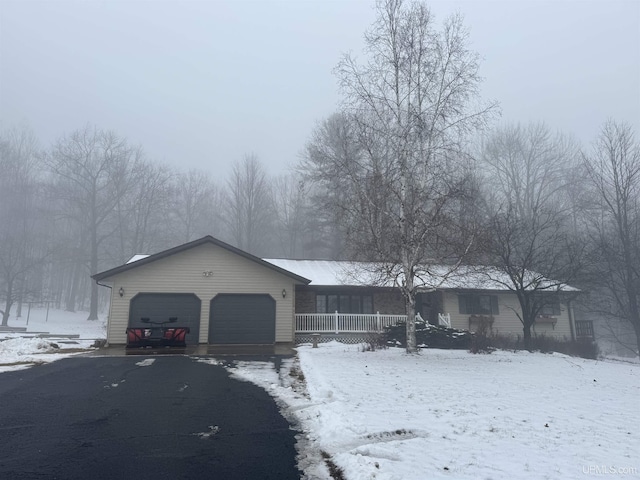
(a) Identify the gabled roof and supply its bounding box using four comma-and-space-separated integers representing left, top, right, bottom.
92, 236, 311, 284
263, 259, 578, 292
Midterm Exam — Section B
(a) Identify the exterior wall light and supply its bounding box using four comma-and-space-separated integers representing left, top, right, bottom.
119, 287, 124, 298
282, 289, 286, 298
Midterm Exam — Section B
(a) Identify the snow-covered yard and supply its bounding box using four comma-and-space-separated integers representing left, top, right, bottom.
0, 308, 105, 373
1, 310, 638, 479
229, 342, 640, 480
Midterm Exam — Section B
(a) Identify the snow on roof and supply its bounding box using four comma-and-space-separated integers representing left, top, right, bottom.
126, 254, 150, 264
263, 259, 386, 287
436, 265, 578, 292
118, 254, 575, 292
263, 259, 578, 292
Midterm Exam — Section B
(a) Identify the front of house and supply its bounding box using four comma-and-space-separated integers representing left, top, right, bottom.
93, 236, 587, 348
266, 259, 579, 342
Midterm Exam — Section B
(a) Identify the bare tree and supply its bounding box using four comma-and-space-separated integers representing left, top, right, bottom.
0, 127, 51, 325
304, 0, 496, 352
46, 126, 141, 320
223, 154, 274, 255
271, 173, 311, 258
583, 120, 640, 356
301, 114, 356, 260
481, 123, 571, 218
110, 160, 174, 262
171, 169, 220, 244
479, 123, 583, 348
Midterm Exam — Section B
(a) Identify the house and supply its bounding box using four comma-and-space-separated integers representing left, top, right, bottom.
93, 235, 586, 348
265, 259, 583, 343
92, 236, 310, 347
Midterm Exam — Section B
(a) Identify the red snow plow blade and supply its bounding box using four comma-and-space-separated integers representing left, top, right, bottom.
126, 317, 190, 348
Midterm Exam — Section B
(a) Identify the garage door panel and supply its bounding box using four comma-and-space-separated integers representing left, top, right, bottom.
129, 293, 201, 345
209, 294, 275, 344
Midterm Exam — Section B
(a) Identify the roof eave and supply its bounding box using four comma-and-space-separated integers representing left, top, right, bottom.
92, 236, 311, 284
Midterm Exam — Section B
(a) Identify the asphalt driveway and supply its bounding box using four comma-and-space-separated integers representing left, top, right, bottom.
0, 355, 300, 480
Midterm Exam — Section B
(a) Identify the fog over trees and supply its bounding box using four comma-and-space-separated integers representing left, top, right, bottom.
476, 123, 584, 349
0, 124, 326, 320
582, 121, 640, 355
0, 0, 637, 355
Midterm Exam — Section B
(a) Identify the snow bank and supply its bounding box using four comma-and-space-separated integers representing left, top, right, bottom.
228, 343, 640, 480
0, 337, 88, 373
0, 308, 106, 373
0, 337, 59, 360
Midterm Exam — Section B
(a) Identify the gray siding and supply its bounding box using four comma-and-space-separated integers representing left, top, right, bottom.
103, 243, 299, 345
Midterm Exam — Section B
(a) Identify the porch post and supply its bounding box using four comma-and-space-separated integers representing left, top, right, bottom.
567, 299, 576, 342
376, 311, 381, 331
335, 311, 339, 334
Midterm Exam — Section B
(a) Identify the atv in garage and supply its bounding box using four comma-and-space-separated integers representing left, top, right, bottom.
126, 317, 190, 348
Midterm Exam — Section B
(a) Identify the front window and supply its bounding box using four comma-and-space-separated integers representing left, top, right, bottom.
458, 294, 499, 315
316, 295, 327, 313
316, 293, 374, 314
538, 298, 561, 316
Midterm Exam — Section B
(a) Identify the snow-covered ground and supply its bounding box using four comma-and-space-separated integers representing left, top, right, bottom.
228, 342, 640, 480
0, 308, 106, 373
2, 311, 638, 479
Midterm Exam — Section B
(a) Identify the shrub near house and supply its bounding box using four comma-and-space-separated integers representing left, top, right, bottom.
384, 317, 598, 359
384, 320, 473, 350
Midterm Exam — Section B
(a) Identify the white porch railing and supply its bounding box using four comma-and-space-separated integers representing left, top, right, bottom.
295, 312, 407, 333
438, 313, 452, 328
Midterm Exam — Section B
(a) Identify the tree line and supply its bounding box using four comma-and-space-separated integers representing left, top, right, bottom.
0, 126, 336, 325
1, 0, 638, 356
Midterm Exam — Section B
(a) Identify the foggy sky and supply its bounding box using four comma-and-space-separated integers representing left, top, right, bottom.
1, 0, 638, 178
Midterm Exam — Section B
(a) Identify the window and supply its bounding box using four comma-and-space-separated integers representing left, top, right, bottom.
327, 295, 338, 313
458, 294, 499, 315
316, 295, 327, 313
340, 295, 350, 312
539, 298, 561, 316
316, 293, 374, 314
363, 296, 373, 314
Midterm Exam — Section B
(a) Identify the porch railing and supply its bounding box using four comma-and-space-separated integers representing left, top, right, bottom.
575, 320, 594, 339
295, 312, 407, 333
438, 313, 452, 328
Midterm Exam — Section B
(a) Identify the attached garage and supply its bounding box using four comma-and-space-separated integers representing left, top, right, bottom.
129, 293, 201, 345
92, 236, 310, 348
209, 294, 275, 344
